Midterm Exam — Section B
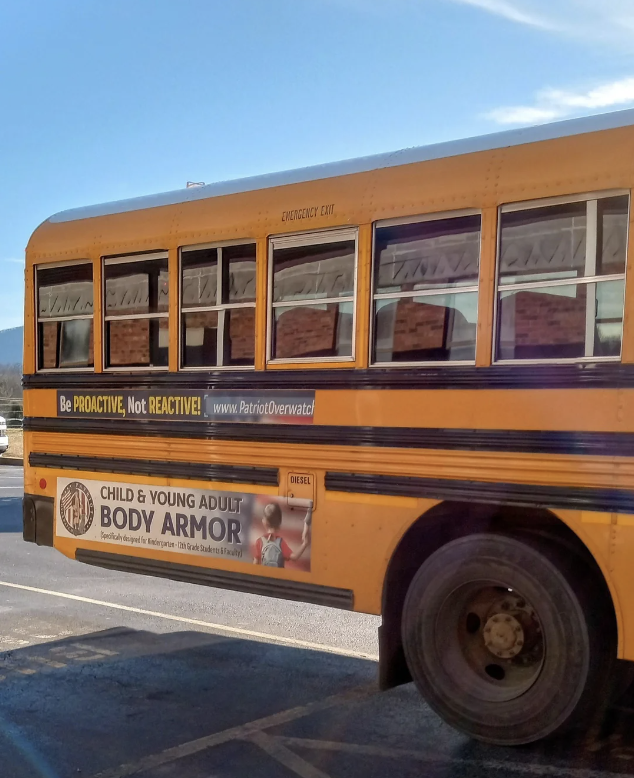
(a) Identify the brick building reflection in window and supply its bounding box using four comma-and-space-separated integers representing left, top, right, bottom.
372, 214, 481, 363
181, 243, 256, 368
37, 262, 94, 370
270, 230, 357, 361
104, 254, 169, 368
496, 195, 628, 361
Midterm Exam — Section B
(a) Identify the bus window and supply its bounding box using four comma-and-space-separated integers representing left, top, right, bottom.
496, 194, 629, 362
104, 253, 169, 369
372, 214, 481, 364
181, 242, 256, 369
36, 262, 94, 370
269, 229, 357, 362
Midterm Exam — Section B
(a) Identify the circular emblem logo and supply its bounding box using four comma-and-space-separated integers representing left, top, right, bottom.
59, 482, 94, 536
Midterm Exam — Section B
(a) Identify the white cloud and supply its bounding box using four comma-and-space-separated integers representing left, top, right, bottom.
448, 0, 634, 44
487, 105, 561, 124
486, 76, 634, 125
1, 258, 24, 265
449, 0, 553, 29
544, 79, 634, 110
319, 1, 634, 48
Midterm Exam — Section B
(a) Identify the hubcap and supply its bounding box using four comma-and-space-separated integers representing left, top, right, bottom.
436, 584, 545, 702
483, 613, 524, 659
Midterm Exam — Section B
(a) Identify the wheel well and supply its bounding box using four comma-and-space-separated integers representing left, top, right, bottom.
379, 500, 616, 690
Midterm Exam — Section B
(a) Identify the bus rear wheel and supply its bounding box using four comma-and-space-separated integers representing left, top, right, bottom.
401, 533, 614, 745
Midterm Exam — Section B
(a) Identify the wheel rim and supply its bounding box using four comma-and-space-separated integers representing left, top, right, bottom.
435, 582, 545, 703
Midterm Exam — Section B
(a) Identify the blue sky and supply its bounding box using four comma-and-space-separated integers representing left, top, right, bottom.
2, 0, 634, 331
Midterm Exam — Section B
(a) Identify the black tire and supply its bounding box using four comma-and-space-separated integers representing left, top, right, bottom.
401, 533, 615, 745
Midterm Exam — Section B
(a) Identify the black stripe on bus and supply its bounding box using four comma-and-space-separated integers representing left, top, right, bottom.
28, 453, 279, 487
23, 416, 634, 458
21, 361, 634, 391
325, 472, 634, 514
74, 549, 354, 610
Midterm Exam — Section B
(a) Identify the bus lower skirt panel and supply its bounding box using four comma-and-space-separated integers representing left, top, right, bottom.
74, 548, 354, 610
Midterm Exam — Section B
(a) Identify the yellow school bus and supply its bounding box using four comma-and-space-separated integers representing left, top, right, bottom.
22, 108, 634, 745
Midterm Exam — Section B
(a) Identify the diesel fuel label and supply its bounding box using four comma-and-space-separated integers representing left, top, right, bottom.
57, 390, 315, 425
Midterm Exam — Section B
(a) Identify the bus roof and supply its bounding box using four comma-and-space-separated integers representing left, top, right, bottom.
49, 108, 634, 225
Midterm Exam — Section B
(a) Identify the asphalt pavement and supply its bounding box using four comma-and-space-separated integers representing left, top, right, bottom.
2, 464, 634, 778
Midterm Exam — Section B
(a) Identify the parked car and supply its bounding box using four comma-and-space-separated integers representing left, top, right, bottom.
0, 417, 8, 455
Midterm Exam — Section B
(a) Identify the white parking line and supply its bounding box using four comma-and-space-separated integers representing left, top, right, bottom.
72, 642, 118, 657
91, 686, 374, 778
31, 656, 67, 669
250, 731, 332, 778
0, 580, 379, 661
277, 737, 633, 778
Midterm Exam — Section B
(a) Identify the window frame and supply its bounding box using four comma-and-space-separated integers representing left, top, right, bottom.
267, 227, 359, 365
35, 259, 95, 373
493, 189, 631, 365
369, 208, 482, 368
179, 238, 257, 371
102, 251, 169, 372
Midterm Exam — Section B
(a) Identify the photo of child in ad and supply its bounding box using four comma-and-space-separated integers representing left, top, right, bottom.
251, 495, 312, 572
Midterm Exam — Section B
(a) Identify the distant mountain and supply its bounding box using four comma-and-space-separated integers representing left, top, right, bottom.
0, 327, 23, 366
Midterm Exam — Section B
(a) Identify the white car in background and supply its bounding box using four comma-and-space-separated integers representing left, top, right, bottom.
0, 417, 8, 456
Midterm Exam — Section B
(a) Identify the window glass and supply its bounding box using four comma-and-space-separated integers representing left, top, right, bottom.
374, 215, 481, 294
224, 308, 256, 365
499, 202, 587, 285
182, 311, 219, 367
595, 279, 625, 356
105, 258, 169, 316
374, 292, 477, 363
273, 240, 355, 303
497, 284, 587, 360
181, 249, 218, 308
39, 321, 59, 370
38, 264, 93, 319
223, 244, 256, 303
106, 318, 168, 368
104, 255, 169, 369
37, 263, 94, 370
497, 281, 625, 361
495, 194, 628, 362
598, 196, 629, 276
39, 321, 95, 370
59, 320, 94, 368
272, 302, 353, 360
371, 214, 480, 365
180, 243, 256, 368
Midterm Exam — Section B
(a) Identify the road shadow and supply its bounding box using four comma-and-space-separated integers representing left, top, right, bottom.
0, 626, 376, 778
0, 626, 634, 778
0, 497, 22, 533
